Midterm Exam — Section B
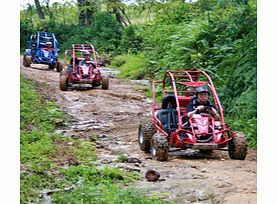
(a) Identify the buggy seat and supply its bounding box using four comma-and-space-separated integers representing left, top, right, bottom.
157, 109, 178, 133
157, 95, 193, 132
177, 96, 192, 114
157, 95, 178, 133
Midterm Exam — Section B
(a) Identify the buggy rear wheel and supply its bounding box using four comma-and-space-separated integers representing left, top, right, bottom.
138, 120, 155, 153
151, 133, 169, 161
56, 62, 63, 72
228, 132, 247, 160
24, 55, 31, 67
102, 75, 109, 90
60, 74, 68, 91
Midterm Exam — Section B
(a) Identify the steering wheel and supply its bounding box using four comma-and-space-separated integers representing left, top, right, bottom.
85, 60, 93, 64
204, 106, 212, 111
200, 106, 213, 116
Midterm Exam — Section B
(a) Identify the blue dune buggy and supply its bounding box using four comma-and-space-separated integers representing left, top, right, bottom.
23, 31, 63, 72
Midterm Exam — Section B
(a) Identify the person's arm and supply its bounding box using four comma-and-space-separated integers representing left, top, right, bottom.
211, 107, 221, 121
187, 105, 204, 118
187, 109, 197, 118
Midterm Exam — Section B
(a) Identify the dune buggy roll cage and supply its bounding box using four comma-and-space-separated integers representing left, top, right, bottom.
64, 44, 98, 70
26, 31, 59, 63
152, 70, 226, 138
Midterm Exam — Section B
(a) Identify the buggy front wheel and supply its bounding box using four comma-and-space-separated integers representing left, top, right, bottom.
102, 75, 109, 90
56, 62, 63, 72
24, 55, 31, 67
138, 120, 155, 153
151, 133, 169, 161
228, 132, 247, 160
49, 64, 55, 69
60, 74, 68, 91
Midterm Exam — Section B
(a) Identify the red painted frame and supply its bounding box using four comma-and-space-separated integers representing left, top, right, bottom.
152, 70, 234, 148
63, 44, 102, 84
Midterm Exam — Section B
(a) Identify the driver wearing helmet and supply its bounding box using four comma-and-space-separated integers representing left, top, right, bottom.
42, 41, 54, 53
79, 51, 95, 67
83, 51, 91, 61
186, 86, 220, 120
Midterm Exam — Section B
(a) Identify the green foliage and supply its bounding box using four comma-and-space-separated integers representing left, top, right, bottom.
20, 6, 123, 55
110, 53, 148, 79
53, 165, 168, 204
119, 25, 143, 53
136, 0, 257, 147
226, 117, 257, 148
152, 0, 199, 24
20, 76, 65, 131
209, 192, 220, 204
90, 12, 124, 53
52, 164, 169, 203
21, 135, 55, 163
20, 172, 58, 203
53, 183, 170, 204
117, 153, 128, 163
72, 141, 97, 163
20, 21, 35, 52
20, 76, 67, 202
20, 0, 257, 148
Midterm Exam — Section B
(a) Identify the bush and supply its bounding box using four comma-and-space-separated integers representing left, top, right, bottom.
119, 25, 143, 54
110, 54, 148, 79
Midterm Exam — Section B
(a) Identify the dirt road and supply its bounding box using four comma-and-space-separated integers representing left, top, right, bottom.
20, 64, 257, 204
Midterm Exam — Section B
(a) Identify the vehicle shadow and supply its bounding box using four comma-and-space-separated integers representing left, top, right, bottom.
66, 85, 101, 92
169, 149, 228, 160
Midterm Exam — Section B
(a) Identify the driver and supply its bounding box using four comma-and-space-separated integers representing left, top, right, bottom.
42, 41, 54, 53
79, 51, 95, 68
83, 51, 91, 61
186, 86, 220, 120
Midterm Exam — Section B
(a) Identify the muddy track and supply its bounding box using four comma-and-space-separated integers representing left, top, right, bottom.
20, 64, 257, 204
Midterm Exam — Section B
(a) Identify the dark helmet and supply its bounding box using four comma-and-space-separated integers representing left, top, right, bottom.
195, 86, 209, 95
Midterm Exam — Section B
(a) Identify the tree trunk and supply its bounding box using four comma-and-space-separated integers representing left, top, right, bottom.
77, 0, 95, 26
34, 0, 45, 20
45, 0, 54, 21
27, 3, 34, 28
107, 0, 131, 26
118, 6, 131, 25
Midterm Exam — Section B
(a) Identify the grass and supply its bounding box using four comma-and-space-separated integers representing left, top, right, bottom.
209, 193, 220, 204
110, 53, 148, 80
20, 75, 171, 204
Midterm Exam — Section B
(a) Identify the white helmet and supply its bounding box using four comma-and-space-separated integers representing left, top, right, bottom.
46, 42, 52, 45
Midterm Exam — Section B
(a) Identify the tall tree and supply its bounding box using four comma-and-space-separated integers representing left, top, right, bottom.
106, 0, 131, 26
77, 0, 97, 26
44, 0, 54, 21
34, 0, 45, 20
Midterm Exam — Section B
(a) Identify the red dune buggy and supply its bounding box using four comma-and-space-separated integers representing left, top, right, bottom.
59, 44, 109, 91
138, 70, 247, 161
